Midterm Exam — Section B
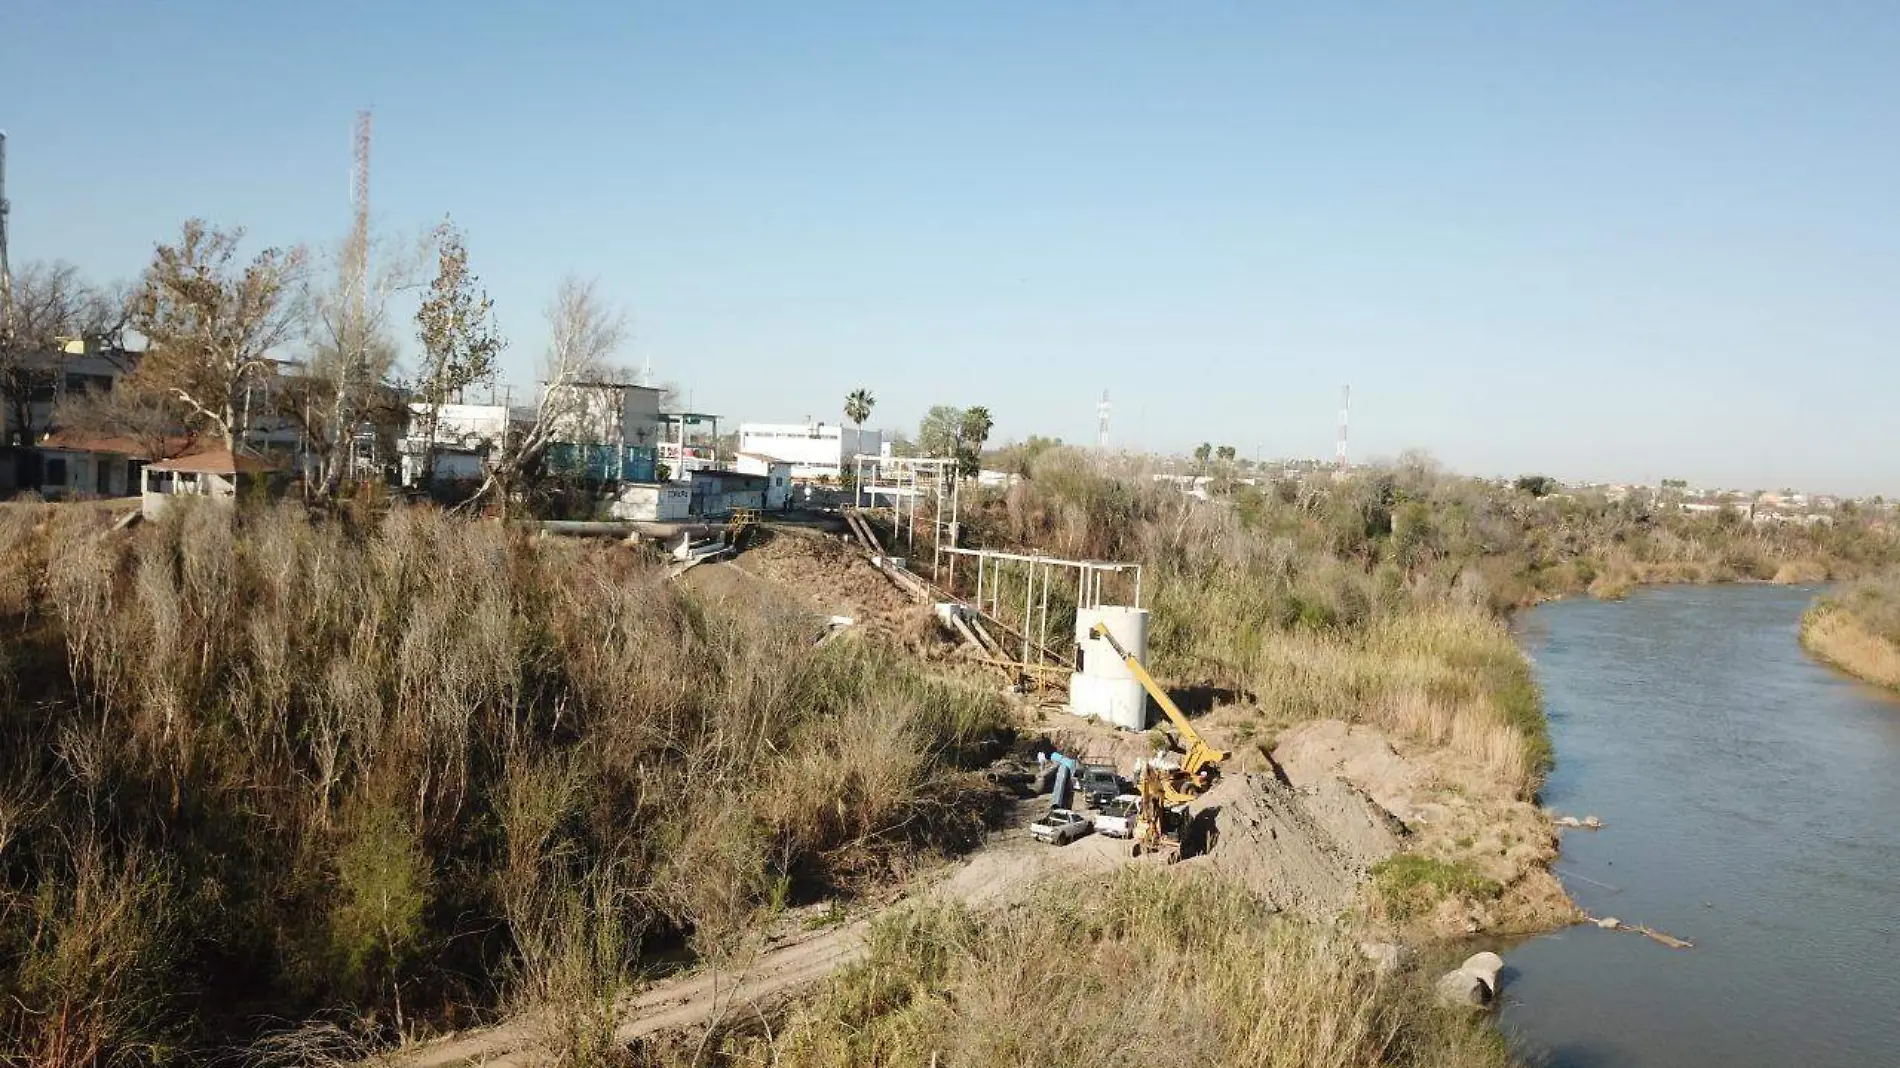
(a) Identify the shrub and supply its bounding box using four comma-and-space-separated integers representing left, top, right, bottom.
1371, 855, 1504, 920
0, 503, 1012, 1056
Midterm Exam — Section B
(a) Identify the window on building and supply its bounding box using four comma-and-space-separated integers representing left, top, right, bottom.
44, 457, 67, 486
62, 373, 114, 395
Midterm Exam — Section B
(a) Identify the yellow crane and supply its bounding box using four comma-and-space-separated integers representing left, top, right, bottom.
1087, 622, 1228, 858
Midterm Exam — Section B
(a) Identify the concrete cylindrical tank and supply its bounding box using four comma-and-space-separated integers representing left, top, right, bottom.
1069, 605, 1150, 731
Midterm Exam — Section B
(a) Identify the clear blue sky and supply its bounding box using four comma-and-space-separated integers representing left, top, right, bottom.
6, 2, 1898, 492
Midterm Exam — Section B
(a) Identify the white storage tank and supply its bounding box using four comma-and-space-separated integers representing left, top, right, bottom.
1069, 605, 1150, 731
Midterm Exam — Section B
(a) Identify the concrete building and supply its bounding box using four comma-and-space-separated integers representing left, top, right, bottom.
31, 431, 193, 499
736, 422, 881, 480
401, 402, 511, 485
546, 383, 664, 450
689, 468, 774, 515
141, 448, 284, 519
0, 337, 140, 493
610, 481, 693, 522
606, 468, 780, 521
734, 453, 795, 509
658, 411, 722, 480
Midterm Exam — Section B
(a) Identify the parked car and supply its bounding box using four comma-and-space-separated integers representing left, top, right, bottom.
1080, 764, 1127, 808
1092, 794, 1142, 839
1030, 807, 1095, 846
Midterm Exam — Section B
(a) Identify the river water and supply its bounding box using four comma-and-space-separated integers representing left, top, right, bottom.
1503, 585, 1900, 1068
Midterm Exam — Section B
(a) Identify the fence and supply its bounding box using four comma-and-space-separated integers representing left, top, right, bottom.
543, 443, 659, 483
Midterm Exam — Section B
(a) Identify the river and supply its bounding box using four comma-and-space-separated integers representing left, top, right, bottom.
1503, 584, 1900, 1068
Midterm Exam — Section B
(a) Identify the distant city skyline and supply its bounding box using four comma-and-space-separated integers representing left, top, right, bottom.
5, 3, 1897, 494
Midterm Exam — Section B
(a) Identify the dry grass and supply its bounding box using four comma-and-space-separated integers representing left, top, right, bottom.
1248, 611, 1545, 797
675, 869, 1512, 1068
1802, 602, 1900, 689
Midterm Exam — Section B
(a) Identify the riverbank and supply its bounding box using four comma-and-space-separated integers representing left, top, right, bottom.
1801, 603, 1900, 688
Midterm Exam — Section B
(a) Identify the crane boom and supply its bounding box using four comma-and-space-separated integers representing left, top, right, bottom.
1088, 622, 1228, 779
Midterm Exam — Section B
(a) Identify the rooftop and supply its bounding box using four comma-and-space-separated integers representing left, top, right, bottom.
148, 448, 285, 475
40, 429, 195, 459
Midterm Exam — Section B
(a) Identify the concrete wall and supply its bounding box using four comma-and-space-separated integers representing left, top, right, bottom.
688, 469, 770, 515
415, 402, 510, 443
142, 469, 240, 520
610, 481, 692, 521
33, 449, 136, 498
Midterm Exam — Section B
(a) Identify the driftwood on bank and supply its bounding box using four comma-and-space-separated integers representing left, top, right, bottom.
1588, 913, 1694, 949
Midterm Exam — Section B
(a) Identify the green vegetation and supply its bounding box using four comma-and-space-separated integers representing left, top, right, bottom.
1371, 856, 1505, 920
673, 870, 1513, 1068
962, 449, 1895, 794
0, 502, 1009, 1063
917, 404, 995, 477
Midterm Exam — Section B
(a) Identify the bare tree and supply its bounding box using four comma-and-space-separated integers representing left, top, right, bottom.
0, 261, 125, 444
52, 386, 191, 463
463, 277, 625, 511
129, 220, 306, 455
287, 228, 424, 497
411, 220, 504, 487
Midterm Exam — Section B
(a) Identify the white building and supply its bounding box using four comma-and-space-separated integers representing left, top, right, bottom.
401, 402, 512, 485
734, 453, 796, 509
737, 423, 882, 480
141, 448, 285, 519
546, 383, 663, 449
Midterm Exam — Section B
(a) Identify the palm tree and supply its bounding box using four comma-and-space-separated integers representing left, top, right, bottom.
844, 388, 875, 431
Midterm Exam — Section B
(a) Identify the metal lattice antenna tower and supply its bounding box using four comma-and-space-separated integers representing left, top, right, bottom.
349, 111, 372, 324
1097, 389, 1112, 451
1335, 384, 1351, 469
0, 131, 13, 340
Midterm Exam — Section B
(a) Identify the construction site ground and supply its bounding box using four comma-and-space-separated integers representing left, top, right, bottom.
391, 523, 1559, 1065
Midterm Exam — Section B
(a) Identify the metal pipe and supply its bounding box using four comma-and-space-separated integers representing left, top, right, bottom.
1038, 561, 1050, 664
1021, 563, 1033, 665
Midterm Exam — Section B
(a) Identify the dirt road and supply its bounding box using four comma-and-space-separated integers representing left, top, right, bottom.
399, 919, 869, 1068
393, 819, 1135, 1067
390, 768, 1398, 1067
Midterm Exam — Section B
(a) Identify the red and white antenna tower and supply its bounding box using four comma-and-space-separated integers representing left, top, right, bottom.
349, 110, 372, 321
1097, 389, 1111, 452
0, 131, 13, 340
1335, 384, 1350, 469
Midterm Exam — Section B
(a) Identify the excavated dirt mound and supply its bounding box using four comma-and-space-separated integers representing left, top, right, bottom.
1183, 771, 1406, 920
734, 527, 945, 645
1298, 776, 1413, 871
1272, 719, 1427, 818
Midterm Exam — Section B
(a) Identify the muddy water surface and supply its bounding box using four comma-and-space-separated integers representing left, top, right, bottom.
1505, 585, 1900, 1067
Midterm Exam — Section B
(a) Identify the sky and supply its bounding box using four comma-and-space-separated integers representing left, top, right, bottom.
5, 2, 1898, 493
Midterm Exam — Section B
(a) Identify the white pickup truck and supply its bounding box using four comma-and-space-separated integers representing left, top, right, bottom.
1030, 807, 1094, 845
1091, 795, 1142, 839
